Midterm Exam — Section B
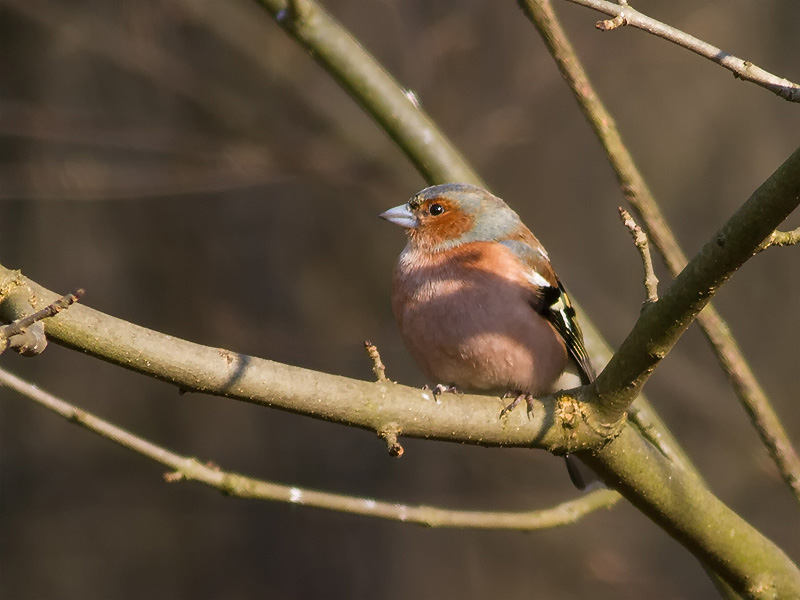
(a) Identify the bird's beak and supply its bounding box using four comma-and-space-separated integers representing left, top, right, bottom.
379, 203, 418, 229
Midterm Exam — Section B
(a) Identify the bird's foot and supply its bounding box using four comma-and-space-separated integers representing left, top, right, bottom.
500, 391, 535, 419
422, 384, 461, 403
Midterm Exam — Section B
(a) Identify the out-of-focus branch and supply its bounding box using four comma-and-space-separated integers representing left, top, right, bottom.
0, 101, 223, 158
0, 162, 282, 202
0, 366, 619, 531
559, 0, 800, 102
5, 0, 261, 132
618, 208, 658, 304
250, 0, 483, 186
519, 0, 800, 506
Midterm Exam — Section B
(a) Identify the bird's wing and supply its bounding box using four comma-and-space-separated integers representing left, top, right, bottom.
538, 279, 595, 384
500, 237, 596, 384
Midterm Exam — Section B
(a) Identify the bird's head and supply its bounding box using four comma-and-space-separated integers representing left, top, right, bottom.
380, 183, 522, 252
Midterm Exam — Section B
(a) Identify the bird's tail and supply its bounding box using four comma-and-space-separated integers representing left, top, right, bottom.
564, 455, 601, 490
565, 338, 602, 490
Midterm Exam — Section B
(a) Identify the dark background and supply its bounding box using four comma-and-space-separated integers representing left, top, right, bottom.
1, 1, 799, 598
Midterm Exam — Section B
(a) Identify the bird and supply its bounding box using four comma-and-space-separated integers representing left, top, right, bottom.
380, 183, 597, 489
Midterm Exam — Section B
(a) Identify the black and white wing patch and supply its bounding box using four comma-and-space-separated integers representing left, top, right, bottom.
539, 281, 596, 385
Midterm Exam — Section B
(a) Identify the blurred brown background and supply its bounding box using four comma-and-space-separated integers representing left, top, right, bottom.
1, 1, 799, 598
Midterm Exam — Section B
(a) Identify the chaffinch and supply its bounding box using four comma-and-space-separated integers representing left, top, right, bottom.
380, 183, 597, 488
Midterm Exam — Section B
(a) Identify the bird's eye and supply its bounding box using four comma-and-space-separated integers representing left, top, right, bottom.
428, 203, 445, 216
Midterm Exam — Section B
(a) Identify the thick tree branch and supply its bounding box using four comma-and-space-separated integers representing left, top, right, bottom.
0, 366, 619, 530
580, 145, 800, 597
559, 0, 800, 102
0, 269, 606, 453
584, 428, 800, 599
520, 0, 800, 506
250, 0, 484, 186
593, 144, 800, 424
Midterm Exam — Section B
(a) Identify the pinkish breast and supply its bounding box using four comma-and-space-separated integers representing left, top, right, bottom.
392, 242, 568, 395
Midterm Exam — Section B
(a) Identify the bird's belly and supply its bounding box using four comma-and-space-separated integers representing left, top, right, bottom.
397, 283, 567, 395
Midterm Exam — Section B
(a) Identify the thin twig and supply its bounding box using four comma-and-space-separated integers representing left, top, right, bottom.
364, 340, 388, 382
378, 426, 404, 457
618, 208, 658, 303
520, 0, 800, 507
756, 226, 800, 253
0, 366, 619, 530
0, 289, 83, 340
561, 0, 800, 102
596, 14, 625, 32
0, 289, 84, 356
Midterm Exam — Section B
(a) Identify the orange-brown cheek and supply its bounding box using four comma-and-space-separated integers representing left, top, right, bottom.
418, 211, 474, 248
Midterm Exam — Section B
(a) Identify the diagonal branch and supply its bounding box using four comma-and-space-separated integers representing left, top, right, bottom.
592, 144, 800, 424
0, 366, 619, 531
560, 0, 800, 102
585, 426, 800, 599
519, 0, 800, 506
251, 0, 483, 186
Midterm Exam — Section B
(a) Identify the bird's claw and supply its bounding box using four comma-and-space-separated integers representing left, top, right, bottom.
500, 392, 535, 419
422, 384, 460, 403
432, 384, 460, 396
